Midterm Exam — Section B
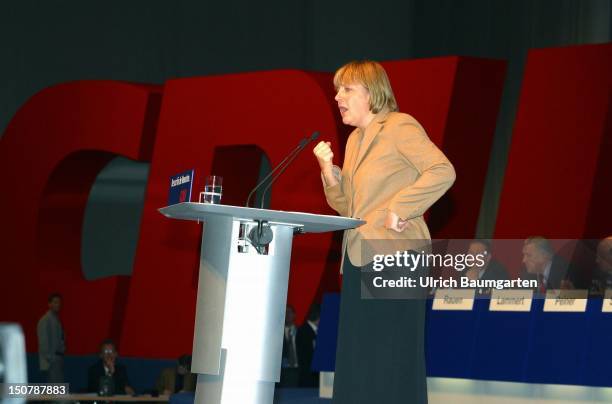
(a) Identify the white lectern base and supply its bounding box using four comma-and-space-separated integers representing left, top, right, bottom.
158, 203, 364, 404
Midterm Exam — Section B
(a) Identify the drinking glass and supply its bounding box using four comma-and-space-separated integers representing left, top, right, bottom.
200, 175, 223, 204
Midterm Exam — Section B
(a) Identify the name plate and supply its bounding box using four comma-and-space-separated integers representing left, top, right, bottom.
489, 289, 533, 312
602, 289, 612, 312
168, 169, 195, 205
543, 289, 588, 312
432, 289, 475, 311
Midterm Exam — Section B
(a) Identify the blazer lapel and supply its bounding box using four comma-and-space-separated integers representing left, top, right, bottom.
351, 111, 389, 176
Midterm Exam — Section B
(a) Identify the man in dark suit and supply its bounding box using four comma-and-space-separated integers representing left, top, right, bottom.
156, 354, 196, 395
37, 293, 65, 382
296, 304, 320, 388
520, 236, 572, 293
462, 240, 509, 295
590, 237, 612, 295
279, 305, 299, 387
87, 339, 135, 395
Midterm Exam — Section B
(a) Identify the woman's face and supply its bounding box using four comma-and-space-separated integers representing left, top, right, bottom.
335, 82, 373, 129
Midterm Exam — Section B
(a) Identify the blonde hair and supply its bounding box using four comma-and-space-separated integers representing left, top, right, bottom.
333, 60, 398, 114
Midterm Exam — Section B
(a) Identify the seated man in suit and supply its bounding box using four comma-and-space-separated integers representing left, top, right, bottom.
87, 339, 135, 395
590, 236, 612, 295
520, 236, 572, 293
297, 304, 320, 388
279, 305, 299, 387
156, 354, 196, 395
463, 240, 509, 294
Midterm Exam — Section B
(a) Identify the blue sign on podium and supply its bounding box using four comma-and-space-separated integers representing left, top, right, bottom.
168, 169, 195, 205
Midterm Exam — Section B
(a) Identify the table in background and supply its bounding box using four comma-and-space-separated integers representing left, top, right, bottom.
313, 294, 612, 387
27, 393, 169, 402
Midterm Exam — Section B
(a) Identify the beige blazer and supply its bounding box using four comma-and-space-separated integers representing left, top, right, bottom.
323, 111, 456, 269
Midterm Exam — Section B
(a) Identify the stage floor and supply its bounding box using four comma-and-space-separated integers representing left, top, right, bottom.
273, 378, 612, 404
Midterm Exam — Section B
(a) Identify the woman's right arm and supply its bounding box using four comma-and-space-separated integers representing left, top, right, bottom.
314, 141, 349, 217
322, 165, 349, 217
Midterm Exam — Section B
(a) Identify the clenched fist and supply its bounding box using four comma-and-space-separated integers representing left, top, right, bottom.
313, 141, 334, 171
313, 141, 339, 187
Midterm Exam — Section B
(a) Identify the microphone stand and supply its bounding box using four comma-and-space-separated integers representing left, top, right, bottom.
245, 137, 308, 208
245, 131, 319, 254
259, 131, 320, 209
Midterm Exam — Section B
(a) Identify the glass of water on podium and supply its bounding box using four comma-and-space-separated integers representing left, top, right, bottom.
200, 175, 223, 204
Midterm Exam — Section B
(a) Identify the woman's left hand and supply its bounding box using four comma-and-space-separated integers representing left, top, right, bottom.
384, 210, 409, 232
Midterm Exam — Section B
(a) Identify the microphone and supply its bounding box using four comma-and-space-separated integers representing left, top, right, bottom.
245, 134, 310, 208
259, 131, 319, 209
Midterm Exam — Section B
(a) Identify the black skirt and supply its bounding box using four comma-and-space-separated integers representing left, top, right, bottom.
332, 255, 428, 404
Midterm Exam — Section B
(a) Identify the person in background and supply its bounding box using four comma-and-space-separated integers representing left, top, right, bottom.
156, 354, 196, 395
463, 240, 509, 294
279, 305, 299, 387
520, 236, 573, 293
297, 303, 320, 388
590, 236, 612, 295
37, 292, 65, 382
87, 339, 135, 395
314, 60, 455, 404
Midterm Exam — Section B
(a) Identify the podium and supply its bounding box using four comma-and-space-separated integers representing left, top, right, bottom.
158, 203, 364, 404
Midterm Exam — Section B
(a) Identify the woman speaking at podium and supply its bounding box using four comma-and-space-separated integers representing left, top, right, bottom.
313, 60, 455, 404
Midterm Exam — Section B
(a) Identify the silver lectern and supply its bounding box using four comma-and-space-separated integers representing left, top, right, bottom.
158, 202, 364, 404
